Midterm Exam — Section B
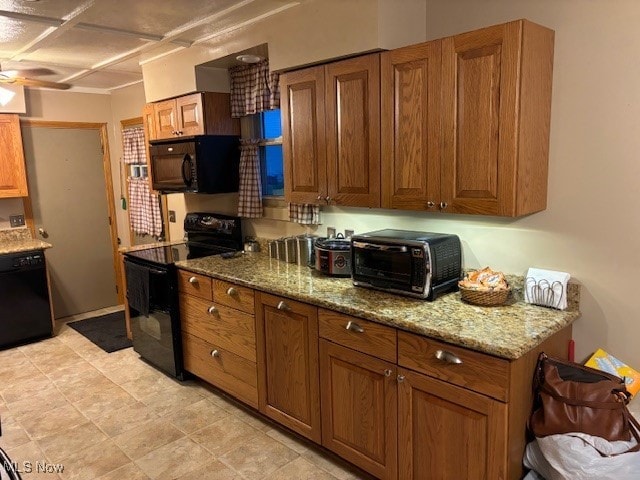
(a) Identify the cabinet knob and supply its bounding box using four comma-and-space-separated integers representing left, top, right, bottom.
177, 130, 183, 135
325, 196, 331, 203
226, 287, 237, 296
210, 349, 220, 358
188, 276, 198, 284
171, 130, 177, 135
345, 321, 364, 333
439, 202, 448, 210
384, 369, 393, 377
316, 195, 322, 202
207, 305, 217, 315
397, 374, 405, 383
427, 201, 435, 208
277, 300, 290, 311
435, 349, 463, 365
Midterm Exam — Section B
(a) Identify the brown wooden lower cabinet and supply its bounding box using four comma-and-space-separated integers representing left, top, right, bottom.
320, 339, 398, 479
397, 367, 507, 480
178, 270, 572, 480
255, 292, 322, 443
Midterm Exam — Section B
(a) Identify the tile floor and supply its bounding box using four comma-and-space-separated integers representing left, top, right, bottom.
0, 307, 370, 480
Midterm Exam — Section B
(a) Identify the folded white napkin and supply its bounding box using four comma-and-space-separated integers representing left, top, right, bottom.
524, 267, 570, 310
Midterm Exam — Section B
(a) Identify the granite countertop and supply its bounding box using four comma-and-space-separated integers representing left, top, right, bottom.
175, 252, 580, 360
0, 228, 52, 255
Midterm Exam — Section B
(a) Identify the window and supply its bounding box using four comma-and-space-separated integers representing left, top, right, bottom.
260, 109, 284, 197
240, 109, 284, 198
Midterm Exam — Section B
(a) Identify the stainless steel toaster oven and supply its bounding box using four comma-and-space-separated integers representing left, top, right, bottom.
351, 229, 462, 300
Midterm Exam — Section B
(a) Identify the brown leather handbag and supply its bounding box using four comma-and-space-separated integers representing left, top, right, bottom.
530, 353, 640, 454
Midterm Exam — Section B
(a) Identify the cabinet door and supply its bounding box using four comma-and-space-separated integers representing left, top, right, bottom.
325, 54, 380, 207
320, 340, 397, 479
255, 292, 321, 442
398, 368, 507, 480
142, 103, 157, 142
175, 93, 205, 137
441, 19, 553, 217
381, 40, 441, 211
0, 114, 28, 198
281, 66, 327, 204
153, 99, 177, 139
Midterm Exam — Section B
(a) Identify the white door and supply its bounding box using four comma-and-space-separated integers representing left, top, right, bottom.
22, 125, 118, 318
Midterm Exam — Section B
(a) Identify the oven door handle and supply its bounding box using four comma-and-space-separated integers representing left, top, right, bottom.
148, 268, 167, 276
352, 241, 408, 253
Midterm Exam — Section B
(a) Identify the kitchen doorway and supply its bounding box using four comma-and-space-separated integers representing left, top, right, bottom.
20, 121, 120, 319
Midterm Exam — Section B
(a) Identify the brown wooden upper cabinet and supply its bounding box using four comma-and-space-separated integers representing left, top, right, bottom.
0, 114, 29, 198
147, 92, 240, 141
382, 19, 554, 216
281, 54, 381, 208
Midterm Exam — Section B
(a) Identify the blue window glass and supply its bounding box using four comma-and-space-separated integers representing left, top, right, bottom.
262, 109, 282, 139
261, 144, 284, 196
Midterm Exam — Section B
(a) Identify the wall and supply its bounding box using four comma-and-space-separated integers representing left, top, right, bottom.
412, 0, 640, 371
180, 1, 640, 369
108, 82, 148, 247
0, 90, 114, 232
142, 0, 427, 101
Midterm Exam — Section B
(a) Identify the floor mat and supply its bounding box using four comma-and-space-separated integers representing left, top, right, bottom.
67, 311, 132, 353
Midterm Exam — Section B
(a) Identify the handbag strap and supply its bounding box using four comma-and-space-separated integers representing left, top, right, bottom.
540, 385, 628, 410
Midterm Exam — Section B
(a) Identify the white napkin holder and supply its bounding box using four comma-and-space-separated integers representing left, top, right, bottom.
524, 267, 570, 310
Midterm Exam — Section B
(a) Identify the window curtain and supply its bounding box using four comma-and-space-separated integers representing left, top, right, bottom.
289, 203, 321, 225
127, 177, 163, 237
237, 139, 262, 218
229, 59, 280, 118
122, 127, 146, 164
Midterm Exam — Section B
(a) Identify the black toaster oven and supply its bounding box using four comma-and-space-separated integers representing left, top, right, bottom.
351, 229, 462, 300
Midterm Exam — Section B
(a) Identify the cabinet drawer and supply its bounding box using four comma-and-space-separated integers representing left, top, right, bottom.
398, 331, 509, 401
182, 332, 258, 408
177, 270, 212, 300
318, 309, 397, 363
213, 279, 254, 314
180, 294, 256, 362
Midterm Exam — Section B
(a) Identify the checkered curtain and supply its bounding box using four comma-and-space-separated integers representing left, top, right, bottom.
237, 139, 263, 218
122, 127, 146, 164
289, 203, 321, 225
127, 177, 163, 237
229, 59, 280, 118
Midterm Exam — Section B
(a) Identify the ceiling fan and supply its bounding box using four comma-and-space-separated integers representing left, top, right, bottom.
0, 64, 71, 90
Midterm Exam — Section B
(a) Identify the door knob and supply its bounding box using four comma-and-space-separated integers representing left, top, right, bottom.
38, 228, 49, 238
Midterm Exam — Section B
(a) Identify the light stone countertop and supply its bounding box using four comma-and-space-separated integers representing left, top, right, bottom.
0, 228, 52, 255
175, 251, 580, 360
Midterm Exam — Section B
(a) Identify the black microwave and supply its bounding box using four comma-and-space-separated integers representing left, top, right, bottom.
351, 229, 462, 300
149, 136, 240, 193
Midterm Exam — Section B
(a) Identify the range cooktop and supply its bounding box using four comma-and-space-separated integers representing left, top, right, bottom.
124, 242, 234, 265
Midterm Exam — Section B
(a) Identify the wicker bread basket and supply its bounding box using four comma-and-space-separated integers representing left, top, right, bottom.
459, 287, 510, 306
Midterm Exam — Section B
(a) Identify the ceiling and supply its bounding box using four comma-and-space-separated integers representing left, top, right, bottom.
0, 0, 303, 93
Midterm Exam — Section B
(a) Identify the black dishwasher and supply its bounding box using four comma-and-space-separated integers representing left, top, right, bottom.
0, 249, 53, 349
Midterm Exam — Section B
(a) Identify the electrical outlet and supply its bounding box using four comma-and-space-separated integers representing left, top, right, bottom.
168, 210, 176, 223
9, 214, 25, 228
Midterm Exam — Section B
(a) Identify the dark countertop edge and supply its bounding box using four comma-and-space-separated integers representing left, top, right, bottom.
175, 260, 580, 360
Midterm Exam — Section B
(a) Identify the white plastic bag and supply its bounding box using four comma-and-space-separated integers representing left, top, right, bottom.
524, 432, 640, 480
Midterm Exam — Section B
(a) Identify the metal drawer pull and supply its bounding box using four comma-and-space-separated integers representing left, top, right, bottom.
345, 321, 364, 333
207, 306, 217, 315
211, 349, 220, 358
188, 276, 198, 284
397, 374, 405, 383
435, 350, 463, 365
384, 369, 393, 377
226, 287, 237, 296
276, 301, 289, 311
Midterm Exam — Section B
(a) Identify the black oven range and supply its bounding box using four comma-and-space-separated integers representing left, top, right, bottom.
123, 212, 243, 379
